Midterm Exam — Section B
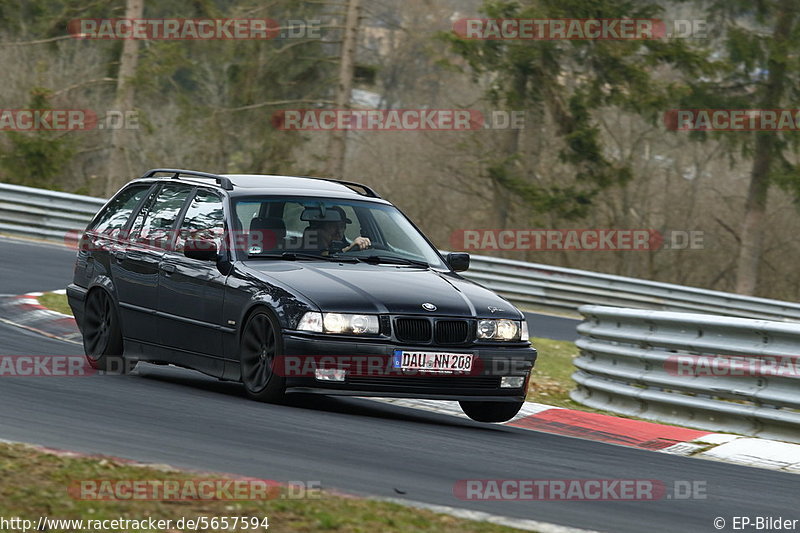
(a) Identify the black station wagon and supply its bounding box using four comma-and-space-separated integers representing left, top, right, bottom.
68, 169, 537, 422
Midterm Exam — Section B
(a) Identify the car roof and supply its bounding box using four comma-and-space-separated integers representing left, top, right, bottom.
223, 174, 384, 201
129, 169, 389, 204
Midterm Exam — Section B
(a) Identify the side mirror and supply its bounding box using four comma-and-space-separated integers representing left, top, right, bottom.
446, 252, 470, 272
184, 239, 218, 261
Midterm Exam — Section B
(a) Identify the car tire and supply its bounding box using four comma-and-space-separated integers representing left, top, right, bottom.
459, 400, 524, 423
82, 289, 133, 373
240, 308, 286, 403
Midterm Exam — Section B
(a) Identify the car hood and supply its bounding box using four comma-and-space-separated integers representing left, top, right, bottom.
240, 262, 522, 319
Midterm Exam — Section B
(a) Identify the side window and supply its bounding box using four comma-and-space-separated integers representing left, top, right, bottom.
89, 185, 150, 237
175, 190, 225, 252
129, 184, 192, 249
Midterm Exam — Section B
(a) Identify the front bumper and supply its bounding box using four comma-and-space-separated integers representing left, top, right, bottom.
280, 332, 537, 401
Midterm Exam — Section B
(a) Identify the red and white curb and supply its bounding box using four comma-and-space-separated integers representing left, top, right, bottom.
686, 435, 800, 473
0, 290, 81, 344
368, 398, 800, 474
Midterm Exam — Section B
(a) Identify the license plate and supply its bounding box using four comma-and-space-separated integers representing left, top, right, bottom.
392, 350, 473, 372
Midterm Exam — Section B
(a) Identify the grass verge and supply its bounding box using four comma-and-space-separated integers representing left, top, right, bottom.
0, 442, 524, 533
38, 291, 73, 316
526, 337, 591, 410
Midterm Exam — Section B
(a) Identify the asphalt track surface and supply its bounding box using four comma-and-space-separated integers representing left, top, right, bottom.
0, 237, 794, 533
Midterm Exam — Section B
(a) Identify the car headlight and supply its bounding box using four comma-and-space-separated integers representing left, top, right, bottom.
297, 312, 379, 335
477, 319, 521, 341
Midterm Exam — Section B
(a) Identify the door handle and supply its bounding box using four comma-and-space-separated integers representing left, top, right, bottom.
113, 251, 126, 261
160, 264, 176, 274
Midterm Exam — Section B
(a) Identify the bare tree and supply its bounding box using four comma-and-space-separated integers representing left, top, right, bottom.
325, 0, 361, 178
104, 0, 144, 196
734, 3, 796, 294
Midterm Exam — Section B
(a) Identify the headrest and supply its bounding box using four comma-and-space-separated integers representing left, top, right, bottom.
249, 217, 286, 251
250, 216, 286, 234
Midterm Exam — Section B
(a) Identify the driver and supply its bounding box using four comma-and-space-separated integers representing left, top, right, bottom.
310, 206, 371, 254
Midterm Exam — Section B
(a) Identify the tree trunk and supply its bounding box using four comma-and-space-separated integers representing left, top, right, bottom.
734, 3, 796, 295
104, 0, 144, 197
494, 72, 526, 238
325, 0, 361, 178
736, 137, 773, 295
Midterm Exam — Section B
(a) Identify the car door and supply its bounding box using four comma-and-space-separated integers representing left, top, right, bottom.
156, 188, 228, 376
113, 183, 192, 347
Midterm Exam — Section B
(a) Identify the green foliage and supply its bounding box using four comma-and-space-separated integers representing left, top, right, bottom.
125, 1, 335, 175
771, 158, 800, 206
0, 132, 74, 188
676, 0, 800, 203
0, 89, 76, 189
0, 0, 120, 39
0, 0, 339, 188
441, 0, 712, 218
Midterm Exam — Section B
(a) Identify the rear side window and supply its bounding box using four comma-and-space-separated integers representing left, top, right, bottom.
175, 189, 225, 252
89, 185, 151, 236
129, 184, 192, 249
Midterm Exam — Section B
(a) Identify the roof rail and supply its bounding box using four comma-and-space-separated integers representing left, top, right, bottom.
140, 168, 233, 191
308, 177, 381, 198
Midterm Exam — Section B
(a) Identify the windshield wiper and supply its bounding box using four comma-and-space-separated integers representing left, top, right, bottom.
248, 252, 358, 263
355, 254, 430, 268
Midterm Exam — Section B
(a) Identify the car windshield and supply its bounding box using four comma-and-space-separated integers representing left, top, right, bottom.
232, 196, 447, 269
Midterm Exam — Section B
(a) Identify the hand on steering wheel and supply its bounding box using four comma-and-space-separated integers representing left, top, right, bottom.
342, 236, 371, 252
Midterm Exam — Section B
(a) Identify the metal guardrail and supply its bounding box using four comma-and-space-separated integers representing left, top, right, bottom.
463, 255, 800, 322
2, 181, 800, 322
573, 305, 800, 443
0, 183, 106, 243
